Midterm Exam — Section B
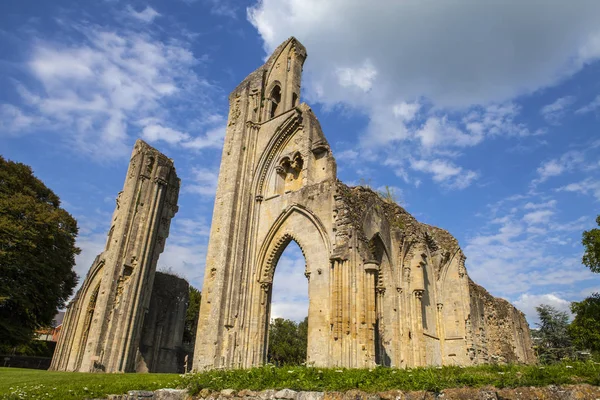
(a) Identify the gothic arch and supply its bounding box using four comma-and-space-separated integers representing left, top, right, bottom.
249, 204, 332, 367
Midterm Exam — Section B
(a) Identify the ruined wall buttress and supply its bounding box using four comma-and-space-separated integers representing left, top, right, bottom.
50, 140, 180, 373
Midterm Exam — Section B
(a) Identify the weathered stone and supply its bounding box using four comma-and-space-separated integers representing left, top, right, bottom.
50, 140, 182, 373
192, 36, 535, 371
238, 390, 259, 398
154, 388, 190, 400
275, 389, 298, 399
198, 389, 213, 398
221, 389, 237, 397
127, 390, 155, 399
437, 387, 497, 399
259, 390, 278, 400
297, 392, 325, 400
322, 392, 344, 400
378, 390, 404, 400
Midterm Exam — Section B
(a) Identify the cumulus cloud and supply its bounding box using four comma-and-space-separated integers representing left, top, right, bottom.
513, 293, 572, 326
0, 20, 224, 160
248, 0, 600, 188
249, 1, 600, 108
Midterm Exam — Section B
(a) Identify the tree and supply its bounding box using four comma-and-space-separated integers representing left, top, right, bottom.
267, 317, 307, 366
569, 292, 600, 354
533, 304, 573, 364
183, 286, 201, 344
582, 215, 600, 273
0, 156, 80, 346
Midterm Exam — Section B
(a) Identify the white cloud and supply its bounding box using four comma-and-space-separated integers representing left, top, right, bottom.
465, 193, 598, 299
575, 94, 600, 114
127, 6, 161, 23
557, 177, 600, 201
185, 167, 219, 197
270, 242, 309, 322
393, 102, 420, 122
248, 1, 600, 189
1, 21, 223, 159
513, 293, 572, 326
534, 150, 585, 184
523, 209, 554, 225
540, 96, 575, 124
249, 1, 600, 108
409, 158, 478, 190
336, 59, 377, 92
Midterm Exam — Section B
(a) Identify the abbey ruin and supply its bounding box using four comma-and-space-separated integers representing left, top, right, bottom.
52, 37, 534, 374
193, 37, 535, 369
51, 140, 184, 373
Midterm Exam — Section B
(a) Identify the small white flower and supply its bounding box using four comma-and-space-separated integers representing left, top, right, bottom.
566, 365, 573, 368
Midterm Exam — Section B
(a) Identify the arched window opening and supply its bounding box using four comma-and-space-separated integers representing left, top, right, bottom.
270, 86, 281, 119
267, 240, 308, 366
292, 93, 298, 107
367, 235, 392, 367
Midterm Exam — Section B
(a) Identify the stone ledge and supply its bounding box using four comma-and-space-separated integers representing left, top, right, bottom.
104, 385, 600, 400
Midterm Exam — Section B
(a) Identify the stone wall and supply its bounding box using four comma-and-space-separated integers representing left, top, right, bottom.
51, 140, 180, 373
137, 272, 189, 373
194, 37, 535, 370
105, 386, 600, 400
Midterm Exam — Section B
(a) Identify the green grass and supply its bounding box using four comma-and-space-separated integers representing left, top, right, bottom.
0, 368, 182, 399
181, 362, 600, 394
1, 362, 599, 400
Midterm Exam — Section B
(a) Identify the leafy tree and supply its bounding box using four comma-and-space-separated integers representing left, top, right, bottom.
582, 215, 600, 273
569, 292, 600, 354
183, 286, 201, 344
533, 304, 573, 364
267, 317, 307, 366
0, 156, 80, 346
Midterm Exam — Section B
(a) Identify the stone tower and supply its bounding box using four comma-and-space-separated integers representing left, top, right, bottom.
194, 37, 535, 370
51, 140, 181, 373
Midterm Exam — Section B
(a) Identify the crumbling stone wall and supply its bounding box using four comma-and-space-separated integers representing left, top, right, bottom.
194, 37, 535, 370
51, 140, 180, 373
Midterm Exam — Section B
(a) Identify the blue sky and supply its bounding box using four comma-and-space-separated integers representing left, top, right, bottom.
1, 0, 600, 325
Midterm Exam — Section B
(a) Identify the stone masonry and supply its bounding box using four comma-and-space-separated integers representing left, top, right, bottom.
51, 140, 181, 373
194, 37, 535, 370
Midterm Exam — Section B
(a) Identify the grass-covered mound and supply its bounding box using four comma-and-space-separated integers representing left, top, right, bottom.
1, 362, 599, 399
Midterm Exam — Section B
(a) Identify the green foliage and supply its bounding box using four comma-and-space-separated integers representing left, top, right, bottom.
0, 156, 80, 346
569, 292, 600, 354
533, 304, 574, 364
582, 215, 600, 273
267, 317, 307, 366
181, 362, 600, 394
184, 286, 201, 344
0, 340, 55, 357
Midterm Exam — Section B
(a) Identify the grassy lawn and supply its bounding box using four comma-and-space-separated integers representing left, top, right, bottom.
0, 368, 182, 399
1, 362, 599, 399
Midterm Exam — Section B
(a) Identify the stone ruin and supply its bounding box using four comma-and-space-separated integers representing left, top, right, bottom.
193, 37, 535, 370
51, 140, 185, 373
52, 37, 535, 373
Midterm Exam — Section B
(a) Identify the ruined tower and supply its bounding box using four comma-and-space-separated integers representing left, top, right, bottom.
51, 140, 181, 373
194, 37, 535, 370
